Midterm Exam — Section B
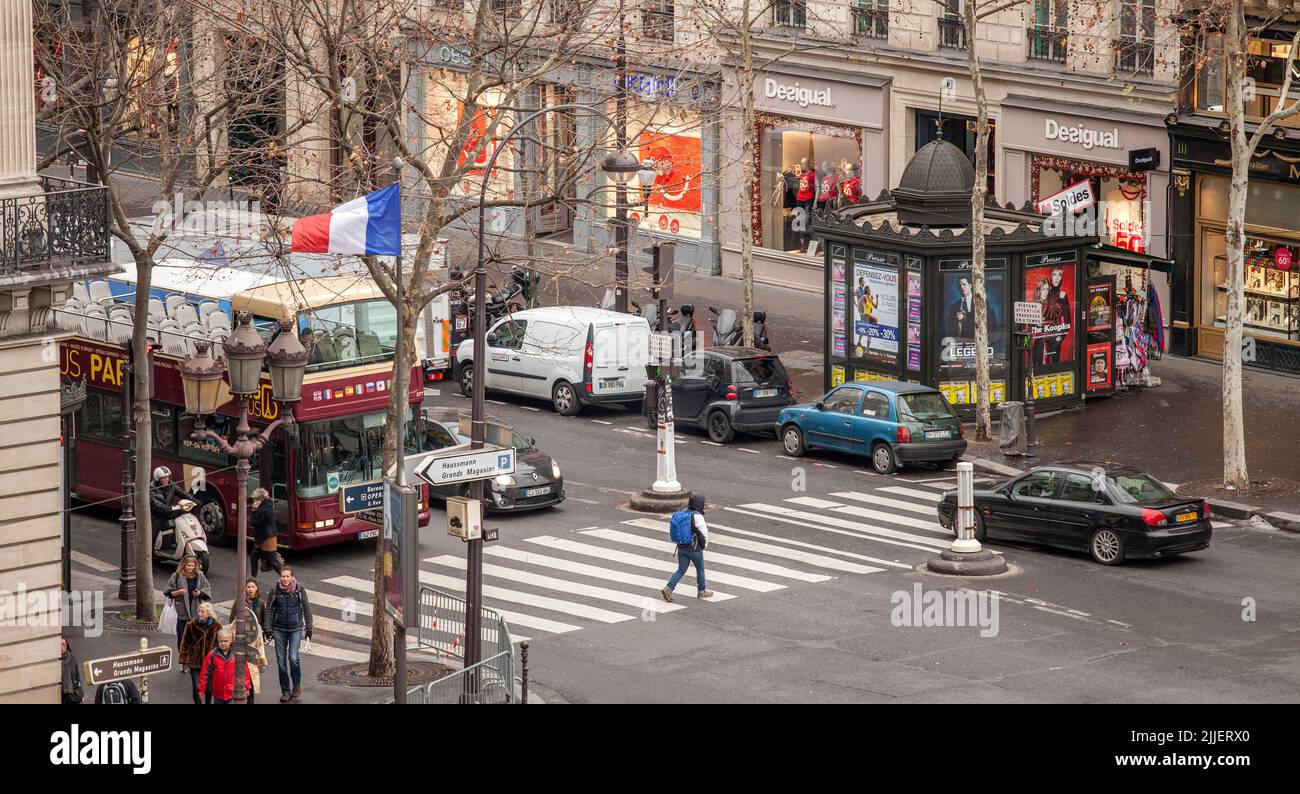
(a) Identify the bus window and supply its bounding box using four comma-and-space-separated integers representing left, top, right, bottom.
178, 413, 235, 468
151, 407, 177, 454
302, 299, 396, 372
293, 408, 418, 499
264, 433, 291, 536
80, 390, 124, 442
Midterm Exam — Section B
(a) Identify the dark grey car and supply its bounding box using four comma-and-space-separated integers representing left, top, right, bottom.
420, 408, 565, 512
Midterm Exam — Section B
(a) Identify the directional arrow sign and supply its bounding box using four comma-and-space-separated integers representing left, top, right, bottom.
339, 480, 385, 515
413, 444, 515, 486
83, 646, 173, 685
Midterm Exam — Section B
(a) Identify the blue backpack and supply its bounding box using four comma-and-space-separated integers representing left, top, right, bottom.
669, 510, 696, 545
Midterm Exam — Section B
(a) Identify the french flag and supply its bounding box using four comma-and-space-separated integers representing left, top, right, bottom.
291, 183, 402, 256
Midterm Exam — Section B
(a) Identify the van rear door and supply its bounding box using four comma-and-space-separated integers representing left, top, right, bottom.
591, 318, 650, 396
415, 293, 452, 379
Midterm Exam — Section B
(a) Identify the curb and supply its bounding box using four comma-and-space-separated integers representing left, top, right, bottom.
964, 456, 1300, 534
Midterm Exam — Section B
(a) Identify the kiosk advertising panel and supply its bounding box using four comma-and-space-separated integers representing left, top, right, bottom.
851, 250, 900, 367
938, 258, 1007, 375
1023, 252, 1078, 366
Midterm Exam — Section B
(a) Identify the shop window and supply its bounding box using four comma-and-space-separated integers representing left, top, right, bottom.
853, 0, 888, 40
915, 111, 995, 195
772, 0, 805, 29
1031, 155, 1147, 252
1027, 0, 1068, 63
613, 102, 703, 240
1200, 228, 1299, 342
1195, 34, 1300, 128
644, 0, 674, 41
1115, 0, 1155, 76
756, 116, 861, 255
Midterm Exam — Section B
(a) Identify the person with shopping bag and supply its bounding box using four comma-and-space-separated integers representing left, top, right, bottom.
163, 556, 211, 648
227, 578, 268, 704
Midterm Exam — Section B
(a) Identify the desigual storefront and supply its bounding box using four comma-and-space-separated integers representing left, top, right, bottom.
1168, 115, 1300, 373
720, 65, 890, 291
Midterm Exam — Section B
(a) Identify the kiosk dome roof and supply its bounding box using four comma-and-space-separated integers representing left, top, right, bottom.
898, 139, 976, 196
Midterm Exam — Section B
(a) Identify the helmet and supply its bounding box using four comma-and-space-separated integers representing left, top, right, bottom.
152, 466, 171, 481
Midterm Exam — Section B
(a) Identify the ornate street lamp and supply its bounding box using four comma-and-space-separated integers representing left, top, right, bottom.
636, 158, 658, 212
178, 314, 305, 705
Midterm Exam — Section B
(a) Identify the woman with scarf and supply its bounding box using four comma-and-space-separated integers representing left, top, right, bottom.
163, 556, 211, 648
60, 638, 83, 704
265, 566, 313, 702
226, 578, 268, 704
179, 601, 222, 704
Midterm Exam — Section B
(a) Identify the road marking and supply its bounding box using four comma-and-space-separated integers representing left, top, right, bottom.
920, 480, 960, 489
831, 491, 947, 516
71, 551, 117, 572
478, 546, 736, 600
737, 503, 952, 549
785, 496, 842, 509
572, 497, 601, 505
425, 555, 686, 612
590, 419, 612, 425
626, 426, 649, 433
825, 503, 950, 535
321, 575, 581, 635
723, 506, 942, 555
779, 455, 799, 460
812, 462, 839, 469
415, 571, 633, 623
907, 476, 958, 483
879, 485, 943, 502
581, 528, 832, 582
523, 535, 784, 592
486, 399, 507, 405
622, 518, 885, 574
701, 440, 722, 446
737, 447, 762, 455
521, 405, 541, 411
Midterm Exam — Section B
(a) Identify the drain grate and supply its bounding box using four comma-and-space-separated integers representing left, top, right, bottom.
1178, 477, 1300, 501
318, 661, 453, 688
103, 607, 162, 634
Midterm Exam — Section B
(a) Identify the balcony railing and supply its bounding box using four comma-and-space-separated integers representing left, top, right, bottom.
938, 16, 966, 50
1027, 27, 1067, 63
772, 0, 806, 29
1, 176, 110, 275
1115, 38, 1154, 76
853, 5, 889, 40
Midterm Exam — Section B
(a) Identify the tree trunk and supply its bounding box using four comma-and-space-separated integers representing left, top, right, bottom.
739, 0, 755, 349
966, 4, 993, 441
1222, 5, 1249, 489
131, 252, 155, 619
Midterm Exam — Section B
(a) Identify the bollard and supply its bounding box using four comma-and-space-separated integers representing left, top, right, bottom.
520, 641, 529, 704
138, 637, 150, 704
951, 462, 982, 554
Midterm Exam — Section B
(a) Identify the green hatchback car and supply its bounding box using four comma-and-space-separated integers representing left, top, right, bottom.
775, 380, 967, 474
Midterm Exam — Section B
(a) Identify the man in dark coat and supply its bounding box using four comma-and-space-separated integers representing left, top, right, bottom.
150, 466, 197, 552
248, 488, 282, 575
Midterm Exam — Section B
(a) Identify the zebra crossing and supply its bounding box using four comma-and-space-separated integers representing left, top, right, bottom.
273, 476, 975, 658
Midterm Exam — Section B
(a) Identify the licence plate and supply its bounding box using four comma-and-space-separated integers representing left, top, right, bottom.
455, 317, 468, 330
925, 430, 950, 439
358, 529, 379, 540
601, 378, 625, 389
524, 487, 552, 498
754, 388, 778, 398
1176, 511, 1198, 523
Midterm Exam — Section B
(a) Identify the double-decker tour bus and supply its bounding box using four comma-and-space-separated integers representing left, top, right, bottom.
56, 261, 430, 551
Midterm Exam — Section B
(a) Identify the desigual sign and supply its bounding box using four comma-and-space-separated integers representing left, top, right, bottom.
763, 78, 835, 109
1045, 118, 1120, 150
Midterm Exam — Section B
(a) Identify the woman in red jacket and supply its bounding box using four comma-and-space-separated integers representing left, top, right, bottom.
199, 629, 252, 705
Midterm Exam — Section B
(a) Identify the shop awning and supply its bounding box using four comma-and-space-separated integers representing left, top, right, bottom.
1090, 244, 1173, 273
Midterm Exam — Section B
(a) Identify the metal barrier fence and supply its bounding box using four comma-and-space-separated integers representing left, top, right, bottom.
416, 585, 511, 661
412, 650, 515, 704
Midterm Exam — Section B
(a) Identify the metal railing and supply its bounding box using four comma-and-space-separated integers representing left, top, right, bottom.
1027, 27, 1067, 63
1114, 38, 1154, 76
414, 650, 516, 704
416, 584, 512, 661
1, 176, 110, 274
853, 5, 888, 40
938, 16, 966, 50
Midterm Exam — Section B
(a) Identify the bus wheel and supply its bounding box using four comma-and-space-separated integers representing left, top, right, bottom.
197, 496, 231, 546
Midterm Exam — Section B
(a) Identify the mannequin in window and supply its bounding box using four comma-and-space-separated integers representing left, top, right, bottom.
816, 160, 838, 208
837, 166, 862, 207
795, 158, 815, 251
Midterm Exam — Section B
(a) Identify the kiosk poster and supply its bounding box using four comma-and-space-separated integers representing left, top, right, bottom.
939, 266, 1006, 374
831, 260, 846, 283
852, 263, 900, 365
1086, 281, 1113, 336
1087, 343, 1112, 390
833, 333, 846, 357
833, 283, 846, 311
831, 365, 846, 387
1024, 262, 1076, 366
832, 308, 846, 333
907, 346, 922, 371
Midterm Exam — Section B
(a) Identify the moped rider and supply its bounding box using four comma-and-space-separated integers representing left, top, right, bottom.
150, 466, 198, 553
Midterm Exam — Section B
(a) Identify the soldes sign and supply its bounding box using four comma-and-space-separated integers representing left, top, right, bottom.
1037, 179, 1095, 216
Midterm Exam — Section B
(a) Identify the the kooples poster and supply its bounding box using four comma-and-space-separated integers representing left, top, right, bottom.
939, 263, 1006, 374
1024, 262, 1076, 366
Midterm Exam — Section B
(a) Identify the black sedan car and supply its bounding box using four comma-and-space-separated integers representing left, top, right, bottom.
420, 408, 565, 512
643, 347, 795, 443
937, 463, 1212, 565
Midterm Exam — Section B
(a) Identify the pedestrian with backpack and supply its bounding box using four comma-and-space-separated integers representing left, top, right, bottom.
265, 566, 313, 702
661, 494, 713, 602
95, 679, 142, 704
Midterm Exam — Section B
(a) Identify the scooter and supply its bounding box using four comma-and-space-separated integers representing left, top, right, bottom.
707, 306, 770, 350
465, 267, 530, 332
154, 500, 210, 573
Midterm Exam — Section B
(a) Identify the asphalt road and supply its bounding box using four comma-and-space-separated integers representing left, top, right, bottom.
66, 387, 1300, 703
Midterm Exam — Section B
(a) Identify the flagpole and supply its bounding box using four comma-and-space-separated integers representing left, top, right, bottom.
392, 165, 408, 703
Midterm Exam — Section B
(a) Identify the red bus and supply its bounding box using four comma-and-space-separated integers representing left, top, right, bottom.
58, 266, 430, 551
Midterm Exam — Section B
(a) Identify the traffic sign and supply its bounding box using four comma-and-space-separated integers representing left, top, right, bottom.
414, 444, 515, 486
356, 508, 384, 525
1013, 301, 1044, 326
83, 646, 173, 685
339, 480, 385, 515
649, 333, 677, 365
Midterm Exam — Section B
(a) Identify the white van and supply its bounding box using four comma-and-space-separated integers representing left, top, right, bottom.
455, 307, 651, 415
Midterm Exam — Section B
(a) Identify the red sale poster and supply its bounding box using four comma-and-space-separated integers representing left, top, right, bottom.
636, 131, 702, 213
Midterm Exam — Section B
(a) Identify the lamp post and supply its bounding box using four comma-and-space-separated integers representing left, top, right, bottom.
179, 315, 307, 704
464, 104, 635, 669
637, 159, 657, 213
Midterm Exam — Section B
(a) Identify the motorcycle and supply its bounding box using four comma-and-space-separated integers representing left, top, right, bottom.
708, 306, 771, 350
464, 267, 531, 333
153, 499, 210, 573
